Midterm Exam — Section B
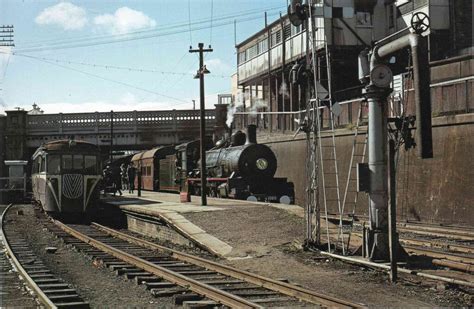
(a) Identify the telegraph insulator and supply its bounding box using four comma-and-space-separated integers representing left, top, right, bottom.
288, 0, 307, 27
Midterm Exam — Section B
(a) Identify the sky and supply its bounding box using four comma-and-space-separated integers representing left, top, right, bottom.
0, 0, 287, 114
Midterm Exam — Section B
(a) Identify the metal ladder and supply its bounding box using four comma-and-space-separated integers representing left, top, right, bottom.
305, 1, 343, 252
340, 101, 368, 253
316, 45, 344, 254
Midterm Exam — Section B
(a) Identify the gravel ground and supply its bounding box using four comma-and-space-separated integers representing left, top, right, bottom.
185, 206, 303, 258
1, 205, 39, 308
6, 204, 174, 308
183, 204, 474, 307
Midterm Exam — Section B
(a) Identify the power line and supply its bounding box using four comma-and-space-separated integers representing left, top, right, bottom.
188, 0, 193, 47
9, 53, 231, 78
209, 0, 214, 45
14, 53, 191, 105
15, 6, 284, 50
14, 11, 282, 53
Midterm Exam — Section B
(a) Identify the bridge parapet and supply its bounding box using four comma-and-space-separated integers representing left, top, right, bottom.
27, 109, 216, 135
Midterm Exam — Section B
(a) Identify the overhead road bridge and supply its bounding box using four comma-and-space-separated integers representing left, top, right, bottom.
0, 106, 228, 172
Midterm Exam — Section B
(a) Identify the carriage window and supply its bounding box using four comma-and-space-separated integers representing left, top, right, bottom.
73, 155, 84, 169
63, 155, 73, 170
146, 166, 151, 176
84, 156, 97, 174
47, 155, 61, 174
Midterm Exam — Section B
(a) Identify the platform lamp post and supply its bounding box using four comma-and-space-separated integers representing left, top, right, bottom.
189, 43, 213, 206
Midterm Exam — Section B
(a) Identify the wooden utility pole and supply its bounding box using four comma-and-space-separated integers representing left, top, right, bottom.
189, 43, 213, 206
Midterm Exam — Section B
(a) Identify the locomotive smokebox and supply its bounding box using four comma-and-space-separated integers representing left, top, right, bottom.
246, 125, 257, 145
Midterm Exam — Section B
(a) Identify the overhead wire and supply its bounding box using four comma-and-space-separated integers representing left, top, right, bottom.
15, 6, 284, 51
9, 53, 230, 78
209, 0, 214, 45
15, 13, 281, 53
188, 0, 193, 47
11, 52, 192, 105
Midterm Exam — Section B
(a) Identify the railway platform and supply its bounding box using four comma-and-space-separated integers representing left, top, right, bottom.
101, 191, 313, 259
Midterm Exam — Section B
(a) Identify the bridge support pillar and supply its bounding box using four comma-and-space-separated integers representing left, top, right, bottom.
4, 109, 28, 162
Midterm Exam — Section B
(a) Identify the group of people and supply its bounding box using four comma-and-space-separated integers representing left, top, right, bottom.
102, 162, 137, 196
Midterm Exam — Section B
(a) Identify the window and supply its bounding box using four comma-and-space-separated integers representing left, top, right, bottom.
283, 24, 291, 39
257, 39, 268, 54
84, 155, 97, 174
62, 155, 73, 170
356, 12, 373, 27
246, 44, 258, 59
238, 51, 246, 64
271, 30, 282, 47
146, 166, 152, 176
47, 155, 61, 174
291, 24, 301, 36
73, 155, 84, 170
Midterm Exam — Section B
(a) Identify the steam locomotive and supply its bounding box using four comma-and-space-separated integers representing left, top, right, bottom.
132, 125, 295, 204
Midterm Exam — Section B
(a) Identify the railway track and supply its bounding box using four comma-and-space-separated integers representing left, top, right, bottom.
349, 231, 474, 274
1, 204, 89, 308
41, 216, 365, 308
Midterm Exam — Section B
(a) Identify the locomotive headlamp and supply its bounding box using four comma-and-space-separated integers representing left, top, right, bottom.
256, 158, 268, 170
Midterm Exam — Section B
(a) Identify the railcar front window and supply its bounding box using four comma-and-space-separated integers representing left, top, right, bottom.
84, 156, 97, 174
63, 155, 73, 170
73, 155, 84, 170
47, 155, 61, 174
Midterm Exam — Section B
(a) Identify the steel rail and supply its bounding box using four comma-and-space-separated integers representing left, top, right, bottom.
53, 220, 262, 308
91, 222, 366, 308
398, 237, 474, 255
351, 231, 474, 255
403, 245, 474, 265
0, 204, 57, 309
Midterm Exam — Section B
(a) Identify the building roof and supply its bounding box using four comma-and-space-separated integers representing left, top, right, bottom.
235, 15, 285, 48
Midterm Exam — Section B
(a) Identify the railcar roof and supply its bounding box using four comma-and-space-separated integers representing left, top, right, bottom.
32, 140, 100, 159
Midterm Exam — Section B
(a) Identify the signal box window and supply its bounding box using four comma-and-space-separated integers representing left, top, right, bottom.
47, 155, 61, 174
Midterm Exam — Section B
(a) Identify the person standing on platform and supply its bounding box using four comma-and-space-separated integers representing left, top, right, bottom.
112, 166, 122, 196
120, 163, 128, 191
127, 163, 136, 194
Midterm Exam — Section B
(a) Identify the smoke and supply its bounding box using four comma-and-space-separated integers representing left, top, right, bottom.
279, 80, 290, 98
225, 90, 268, 127
226, 90, 244, 128
248, 98, 268, 116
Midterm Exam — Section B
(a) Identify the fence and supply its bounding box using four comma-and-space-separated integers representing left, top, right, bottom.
0, 175, 27, 197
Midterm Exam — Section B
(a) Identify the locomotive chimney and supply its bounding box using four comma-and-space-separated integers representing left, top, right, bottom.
246, 124, 257, 144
